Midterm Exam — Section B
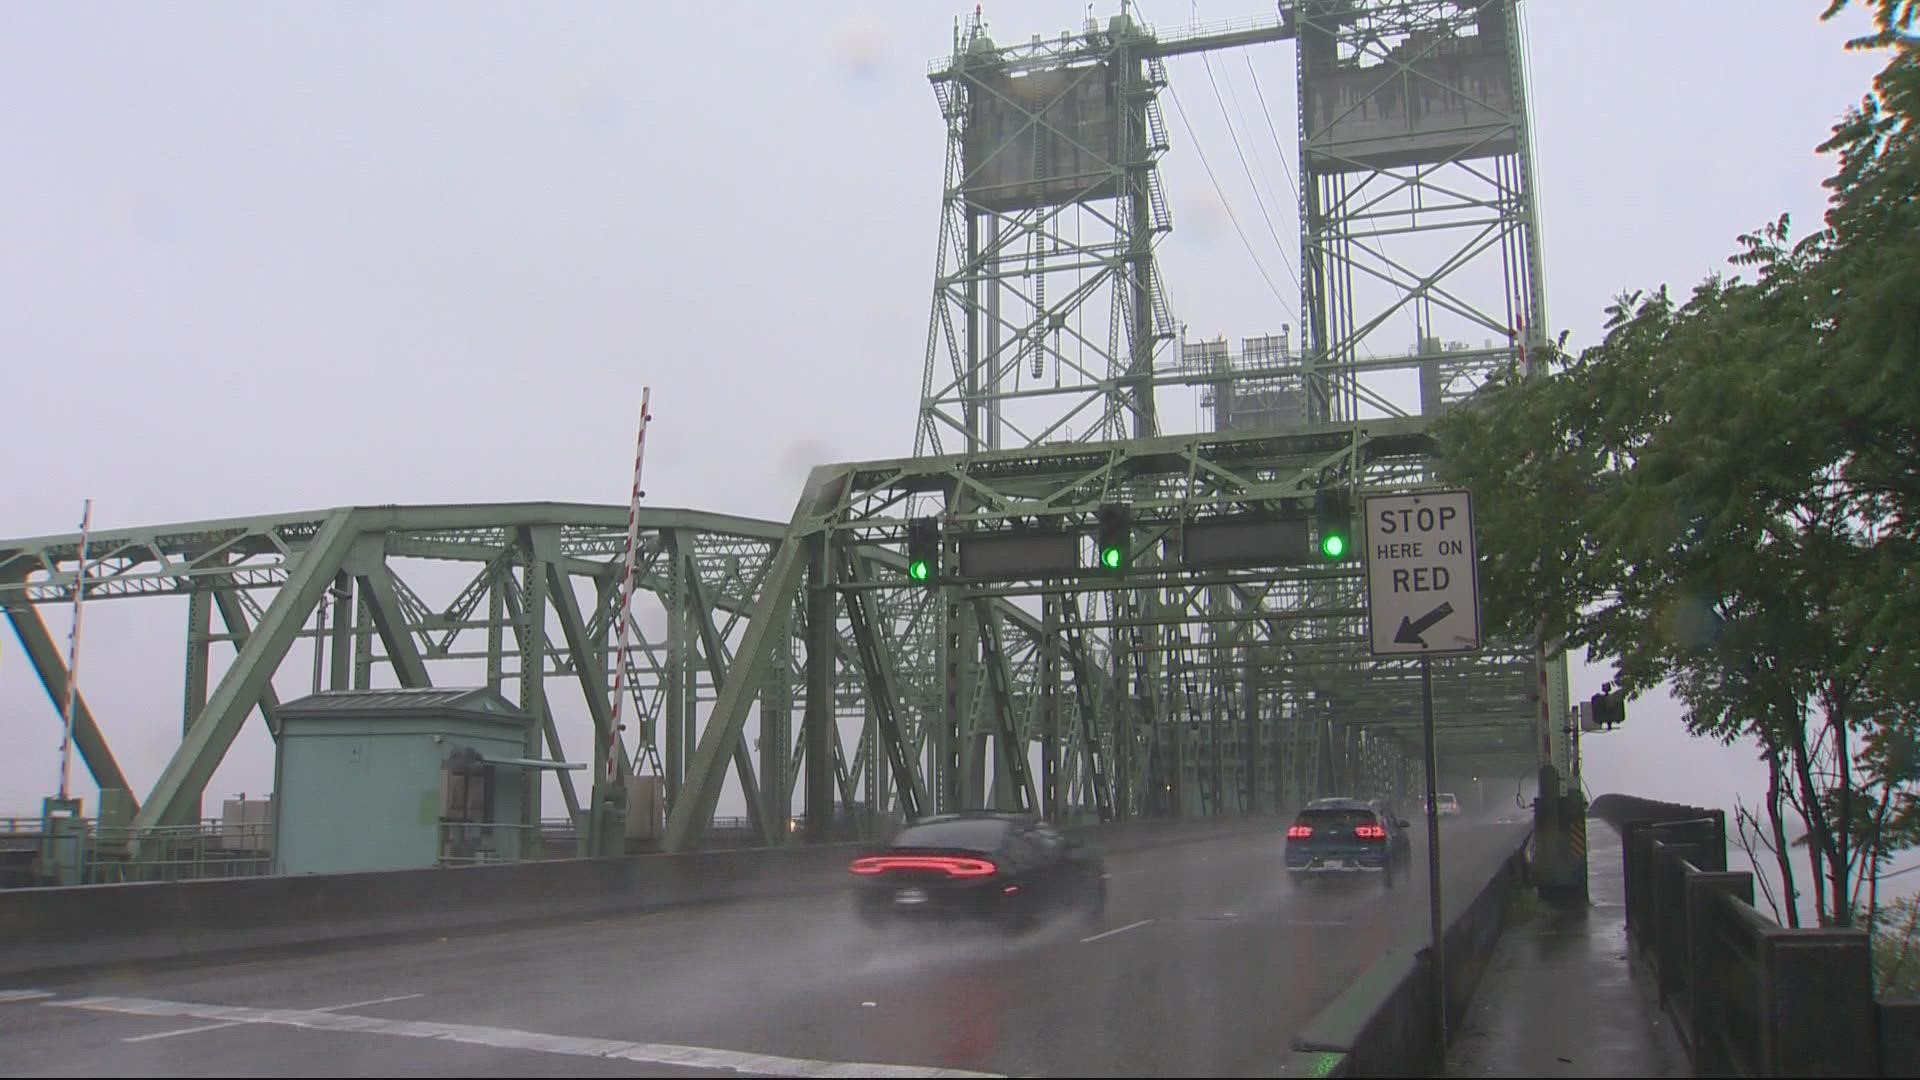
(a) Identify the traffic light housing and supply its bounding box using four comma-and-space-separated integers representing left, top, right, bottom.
1095, 503, 1131, 573
1315, 489, 1353, 561
1589, 684, 1627, 729
906, 517, 941, 584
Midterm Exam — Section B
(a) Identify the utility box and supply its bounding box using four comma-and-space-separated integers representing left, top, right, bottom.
220, 797, 274, 852
272, 687, 582, 875
625, 774, 665, 841
38, 796, 86, 887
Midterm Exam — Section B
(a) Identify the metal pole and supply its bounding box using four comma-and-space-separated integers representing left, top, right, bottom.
610, 387, 653, 782
311, 591, 328, 696
1421, 654, 1449, 1061
57, 498, 93, 803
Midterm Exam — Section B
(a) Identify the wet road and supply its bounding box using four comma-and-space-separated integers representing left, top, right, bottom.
0, 819, 1527, 1078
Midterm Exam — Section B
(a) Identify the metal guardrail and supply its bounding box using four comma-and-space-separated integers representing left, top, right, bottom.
0, 814, 787, 885
85, 824, 275, 884
1620, 812, 1910, 1077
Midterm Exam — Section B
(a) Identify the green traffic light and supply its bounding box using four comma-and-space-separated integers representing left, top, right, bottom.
1100, 545, 1123, 569
909, 559, 931, 582
1321, 533, 1347, 559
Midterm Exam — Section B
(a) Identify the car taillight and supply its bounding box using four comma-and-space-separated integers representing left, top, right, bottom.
1286, 825, 1313, 839
1354, 824, 1386, 840
848, 855, 998, 878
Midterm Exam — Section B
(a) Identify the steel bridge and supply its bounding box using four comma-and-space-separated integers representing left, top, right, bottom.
1, 0, 1569, 862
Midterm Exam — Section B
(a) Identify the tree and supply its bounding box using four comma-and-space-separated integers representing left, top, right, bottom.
1433, 2, 1919, 927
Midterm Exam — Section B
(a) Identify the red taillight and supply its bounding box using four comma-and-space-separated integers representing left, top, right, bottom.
1287, 825, 1313, 839
1354, 824, 1386, 840
849, 855, 998, 878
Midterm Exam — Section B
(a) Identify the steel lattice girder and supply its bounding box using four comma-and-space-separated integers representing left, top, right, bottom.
0, 503, 841, 844
1292, 0, 1550, 418
915, 10, 1307, 459
918, 11, 1180, 457
653, 419, 1539, 848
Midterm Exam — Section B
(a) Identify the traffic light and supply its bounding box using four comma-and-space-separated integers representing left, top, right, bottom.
1315, 489, 1352, 561
1095, 503, 1131, 573
1589, 684, 1627, 729
906, 517, 941, 584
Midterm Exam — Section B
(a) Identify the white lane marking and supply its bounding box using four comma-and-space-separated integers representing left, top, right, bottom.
0, 990, 54, 1004
59, 996, 1000, 1078
124, 1020, 248, 1043
121, 992, 425, 1043
316, 993, 427, 1012
1080, 918, 1154, 944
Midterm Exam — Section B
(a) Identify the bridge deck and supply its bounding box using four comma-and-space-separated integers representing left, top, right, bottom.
2, 822, 1528, 1077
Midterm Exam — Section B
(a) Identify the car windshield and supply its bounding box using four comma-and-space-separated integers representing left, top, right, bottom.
890, 818, 1012, 852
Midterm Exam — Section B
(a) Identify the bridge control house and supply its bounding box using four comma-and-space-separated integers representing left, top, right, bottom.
270, 688, 581, 875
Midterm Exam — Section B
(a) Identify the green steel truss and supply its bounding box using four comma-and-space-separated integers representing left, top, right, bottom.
915, 8, 1302, 456
2, 2, 1564, 861
0, 504, 833, 844
1292, 0, 1550, 420
660, 418, 1539, 850
889, 0, 1565, 828
0, 476, 1529, 853
1293, 0, 1568, 787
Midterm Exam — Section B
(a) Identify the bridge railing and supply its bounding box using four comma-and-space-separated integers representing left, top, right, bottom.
1621, 814, 1918, 1077
0, 813, 805, 885
86, 824, 275, 884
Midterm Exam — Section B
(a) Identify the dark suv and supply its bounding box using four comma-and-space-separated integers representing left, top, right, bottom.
1284, 797, 1413, 887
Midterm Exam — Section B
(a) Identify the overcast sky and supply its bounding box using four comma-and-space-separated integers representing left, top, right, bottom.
0, 2, 1900, 900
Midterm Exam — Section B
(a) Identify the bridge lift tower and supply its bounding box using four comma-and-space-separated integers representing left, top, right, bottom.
903, 0, 1571, 854
1288, 0, 1582, 895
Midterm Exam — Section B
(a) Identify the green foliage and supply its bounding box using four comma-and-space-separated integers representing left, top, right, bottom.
1872, 894, 1920, 996
1822, 1, 1919, 46
1432, 8, 1920, 926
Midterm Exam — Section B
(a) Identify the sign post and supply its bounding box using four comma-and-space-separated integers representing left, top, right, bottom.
1362, 488, 1481, 1060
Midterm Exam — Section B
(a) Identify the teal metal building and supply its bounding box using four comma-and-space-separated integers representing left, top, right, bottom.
272, 688, 578, 875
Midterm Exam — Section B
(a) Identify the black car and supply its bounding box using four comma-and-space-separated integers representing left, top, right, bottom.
850, 811, 1107, 930
1284, 797, 1414, 887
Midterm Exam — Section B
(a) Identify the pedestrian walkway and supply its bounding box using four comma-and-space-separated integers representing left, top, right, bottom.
1445, 818, 1688, 1078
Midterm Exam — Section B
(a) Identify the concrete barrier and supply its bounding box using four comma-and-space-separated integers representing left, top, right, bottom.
0, 839, 864, 981
1880, 999, 1920, 1076
0, 812, 1283, 982
1288, 831, 1531, 1077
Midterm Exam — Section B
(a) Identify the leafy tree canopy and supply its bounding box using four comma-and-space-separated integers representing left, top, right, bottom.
1433, 1, 1919, 923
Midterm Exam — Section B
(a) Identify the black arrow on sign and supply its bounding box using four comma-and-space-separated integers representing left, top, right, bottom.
1394, 601, 1455, 648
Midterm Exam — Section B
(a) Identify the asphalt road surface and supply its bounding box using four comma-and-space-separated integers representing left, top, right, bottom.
1, 818, 1528, 1078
